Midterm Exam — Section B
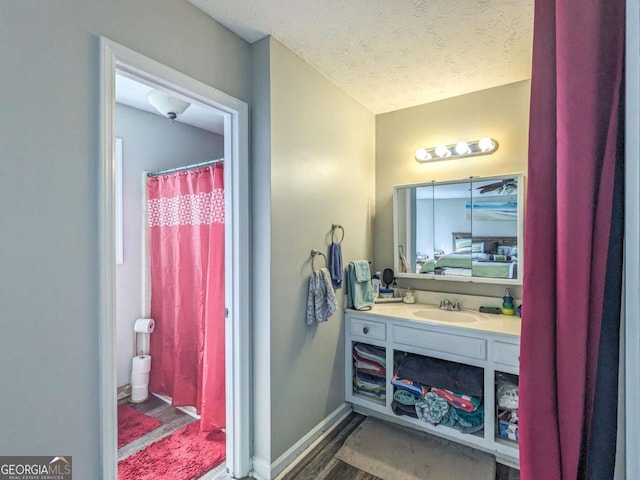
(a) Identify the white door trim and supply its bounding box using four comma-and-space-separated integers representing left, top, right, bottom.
99, 37, 251, 479
625, 1, 640, 478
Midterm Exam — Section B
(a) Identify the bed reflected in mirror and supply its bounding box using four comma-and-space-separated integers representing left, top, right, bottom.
394, 174, 523, 285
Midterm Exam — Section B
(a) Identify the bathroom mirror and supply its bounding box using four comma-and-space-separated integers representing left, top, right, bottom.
394, 174, 524, 285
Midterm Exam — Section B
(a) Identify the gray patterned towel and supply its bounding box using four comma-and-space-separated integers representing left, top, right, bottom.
306, 267, 337, 325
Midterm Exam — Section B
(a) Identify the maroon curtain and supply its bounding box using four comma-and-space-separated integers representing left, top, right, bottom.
147, 164, 226, 431
519, 1, 624, 479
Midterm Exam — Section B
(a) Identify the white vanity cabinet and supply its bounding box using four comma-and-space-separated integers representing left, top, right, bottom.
345, 305, 521, 467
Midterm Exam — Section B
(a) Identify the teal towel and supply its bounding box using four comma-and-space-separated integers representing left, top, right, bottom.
353, 260, 370, 282
347, 261, 373, 310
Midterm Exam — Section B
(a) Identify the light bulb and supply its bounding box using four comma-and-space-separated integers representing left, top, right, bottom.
478, 137, 495, 152
415, 148, 432, 161
455, 141, 470, 155
435, 144, 450, 158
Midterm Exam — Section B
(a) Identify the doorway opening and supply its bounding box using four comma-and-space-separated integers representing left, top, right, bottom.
115, 72, 227, 478
99, 38, 250, 480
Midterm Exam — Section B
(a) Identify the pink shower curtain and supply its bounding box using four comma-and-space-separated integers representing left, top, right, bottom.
519, 1, 624, 479
147, 164, 225, 432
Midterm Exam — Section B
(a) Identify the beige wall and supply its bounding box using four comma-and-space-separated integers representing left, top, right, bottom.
375, 80, 530, 298
253, 37, 376, 464
269, 38, 376, 461
250, 36, 273, 465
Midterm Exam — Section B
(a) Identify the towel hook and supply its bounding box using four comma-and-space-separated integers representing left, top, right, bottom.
311, 249, 328, 272
331, 224, 345, 244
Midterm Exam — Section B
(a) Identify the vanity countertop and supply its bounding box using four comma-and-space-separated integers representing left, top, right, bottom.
347, 302, 521, 338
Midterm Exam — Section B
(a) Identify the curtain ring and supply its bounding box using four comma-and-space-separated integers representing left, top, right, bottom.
332, 224, 345, 244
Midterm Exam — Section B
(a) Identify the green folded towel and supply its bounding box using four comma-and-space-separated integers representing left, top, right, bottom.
347, 261, 374, 310
353, 260, 371, 282
393, 389, 421, 405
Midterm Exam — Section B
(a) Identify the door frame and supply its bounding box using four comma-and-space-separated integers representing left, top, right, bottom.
99, 37, 251, 479
625, 0, 640, 478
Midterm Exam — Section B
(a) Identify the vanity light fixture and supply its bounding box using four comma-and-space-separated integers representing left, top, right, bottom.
455, 141, 470, 155
415, 148, 432, 161
415, 137, 499, 163
434, 144, 451, 158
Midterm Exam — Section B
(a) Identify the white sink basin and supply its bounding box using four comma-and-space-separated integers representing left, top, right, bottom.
412, 308, 478, 323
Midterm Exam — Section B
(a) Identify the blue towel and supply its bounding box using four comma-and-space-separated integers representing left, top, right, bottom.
329, 242, 343, 290
346, 261, 373, 310
306, 267, 337, 325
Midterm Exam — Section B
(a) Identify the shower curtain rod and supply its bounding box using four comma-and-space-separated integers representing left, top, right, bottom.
147, 158, 224, 177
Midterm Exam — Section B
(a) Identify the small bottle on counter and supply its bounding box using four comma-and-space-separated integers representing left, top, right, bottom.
501, 288, 515, 315
371, 272, 381, 299
392, 278, 399, 298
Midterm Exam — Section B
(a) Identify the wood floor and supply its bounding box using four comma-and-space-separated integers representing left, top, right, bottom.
118, 395, 230, 480
277, 412, 520, 480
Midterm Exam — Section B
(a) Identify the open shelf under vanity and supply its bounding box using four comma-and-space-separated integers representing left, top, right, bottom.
345, 304, 520, 468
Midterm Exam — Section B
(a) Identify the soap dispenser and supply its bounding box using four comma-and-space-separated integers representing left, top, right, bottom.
502, 288, 515, 316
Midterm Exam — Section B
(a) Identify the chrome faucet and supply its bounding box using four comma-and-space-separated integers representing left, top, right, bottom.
439, 299, 462, 311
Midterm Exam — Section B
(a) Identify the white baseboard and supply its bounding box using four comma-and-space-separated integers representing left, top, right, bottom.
152, 392, 201, 419
251, 456, 271, 480
117, 384, 131, 400
250, 403, 351, 480
272, 402, 351, 479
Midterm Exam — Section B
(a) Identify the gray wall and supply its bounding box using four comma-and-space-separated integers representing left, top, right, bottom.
251, 37, 376, 464
115, 103, 224, 387
0, 3, 250, 478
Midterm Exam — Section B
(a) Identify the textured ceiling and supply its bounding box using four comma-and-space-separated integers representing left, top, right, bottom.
189, 0, 534, 114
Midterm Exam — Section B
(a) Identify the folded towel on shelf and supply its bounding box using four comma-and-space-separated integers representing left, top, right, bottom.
353, 361, 386, 377
356, 370, 386, 387
415, 392, 450, 425
305, 267, 337, 325
431, 387, 481, 413
346, 261, 373, 310
440, 404, 485, 434
355, 371, 386, 393
329, 242, 343, 290
393, 389, 421, 406
353, 343, 386, 367
391, 399, 419, 418
391, 375, 429, 399
353, 351, 386, 376
354, 387, 386, 401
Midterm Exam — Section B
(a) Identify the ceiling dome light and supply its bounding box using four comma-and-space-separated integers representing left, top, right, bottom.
478, 137, 495, 152
455, 141, 470, 155
434, 144, 450, 158
147, 90, 191, 123
415, 148, 432, 161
